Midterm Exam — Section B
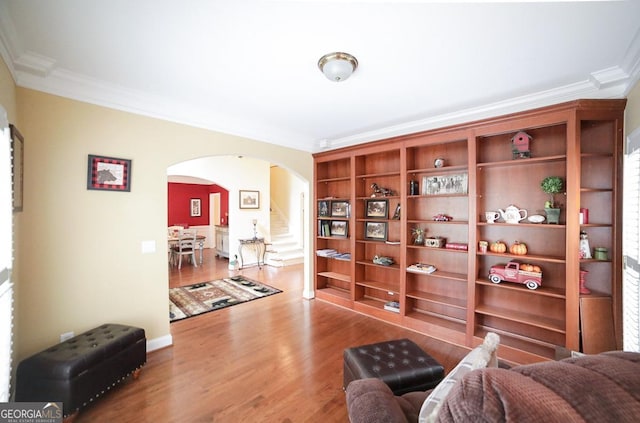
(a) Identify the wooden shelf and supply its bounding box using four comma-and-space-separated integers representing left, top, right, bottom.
476, 279, 566, 299
408, 164, 469, 175
406, 290, 467, 309
355, 261, 401, 270
476, 154, 567, 169
475, 304, 565, 334
317, 271, 351, 283
477, 252, 565, 263
407, 269, 467, 282
356, 279, 400, 294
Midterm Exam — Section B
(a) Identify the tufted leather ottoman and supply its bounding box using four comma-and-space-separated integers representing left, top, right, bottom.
343, 338, 444, 395
15, 323, 146, 419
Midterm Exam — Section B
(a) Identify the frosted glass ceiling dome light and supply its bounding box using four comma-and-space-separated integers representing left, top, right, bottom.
318, 52, 358, 82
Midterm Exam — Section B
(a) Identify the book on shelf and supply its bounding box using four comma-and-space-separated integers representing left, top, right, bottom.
406, 263, 437, 274
384, 301, 400, 313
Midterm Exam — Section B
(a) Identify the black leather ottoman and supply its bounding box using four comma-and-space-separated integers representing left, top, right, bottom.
15, 323, 146, 418
343, 338, 444, 395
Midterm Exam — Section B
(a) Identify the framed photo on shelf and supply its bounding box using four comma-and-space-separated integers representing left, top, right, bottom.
421, 173, 468, 195
364, 221, 387, 241
330, 220, 348, 238
87, 154, 132, 192
331, 200, 349, 217
365, 199, 388, 219
190, 198, 201, 217
239, 190, 260, 209
10, 124, 23, 211
318, 200, 331, 217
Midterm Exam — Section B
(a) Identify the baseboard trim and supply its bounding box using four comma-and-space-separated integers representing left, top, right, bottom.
147, 334, 173, 352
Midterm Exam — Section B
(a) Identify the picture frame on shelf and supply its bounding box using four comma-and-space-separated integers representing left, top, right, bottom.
331, 200, 349, 217
190, 198, 201, 217
421, 173, 468, 195
365, 199, 388, 219
239, 190, 260, 209
330, 220, 348, 238
10, 124, 23, 211
318, 200, 331, 217
364, 221, 387, 241
87, 154, 132, 192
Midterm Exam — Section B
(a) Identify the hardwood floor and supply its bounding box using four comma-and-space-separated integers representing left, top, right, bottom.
76, 249, 468, 422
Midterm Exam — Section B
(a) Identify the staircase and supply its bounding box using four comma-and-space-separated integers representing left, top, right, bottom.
266, 210, 304, 267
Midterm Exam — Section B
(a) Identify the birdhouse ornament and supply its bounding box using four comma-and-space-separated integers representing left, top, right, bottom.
511, 131, 532, 159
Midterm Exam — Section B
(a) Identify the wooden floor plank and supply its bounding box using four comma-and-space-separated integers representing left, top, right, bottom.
75, 250, 467, 422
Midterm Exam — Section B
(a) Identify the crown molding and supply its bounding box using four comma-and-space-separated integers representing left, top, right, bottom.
324, 70, 632, 151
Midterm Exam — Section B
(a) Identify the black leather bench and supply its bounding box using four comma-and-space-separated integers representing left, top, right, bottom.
15, 323, 146, 419
343, 338, 444, 395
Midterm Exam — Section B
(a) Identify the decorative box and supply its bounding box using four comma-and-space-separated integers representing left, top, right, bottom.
424, 237, 446, 248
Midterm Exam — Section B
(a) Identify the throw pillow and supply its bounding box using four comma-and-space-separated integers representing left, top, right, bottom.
418, 332, 500, 423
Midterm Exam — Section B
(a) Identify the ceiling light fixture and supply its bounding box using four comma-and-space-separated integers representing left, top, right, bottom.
318, 52, 358, 82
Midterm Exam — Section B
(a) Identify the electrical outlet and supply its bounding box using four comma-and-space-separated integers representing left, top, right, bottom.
60, 331, 74, 342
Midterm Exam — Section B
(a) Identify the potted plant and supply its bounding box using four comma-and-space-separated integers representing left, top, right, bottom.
540, 176, 563, 224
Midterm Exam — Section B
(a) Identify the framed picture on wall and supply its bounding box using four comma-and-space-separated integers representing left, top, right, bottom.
239, 190, 260, 209
87, 154, 132, 192
190, 198, 201, 217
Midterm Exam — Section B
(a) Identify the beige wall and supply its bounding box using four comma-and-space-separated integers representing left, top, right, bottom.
11, 87, 313, 359
627, 80, 640, 135
0, 58, 16, 124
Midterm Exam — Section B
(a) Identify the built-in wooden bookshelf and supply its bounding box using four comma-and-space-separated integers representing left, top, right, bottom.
313, 99, 626, 364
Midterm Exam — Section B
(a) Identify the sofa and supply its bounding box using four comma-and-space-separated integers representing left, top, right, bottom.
346, 350, 640, 422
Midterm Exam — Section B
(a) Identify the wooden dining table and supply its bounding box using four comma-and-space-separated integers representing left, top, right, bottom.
168, 234, 206, 265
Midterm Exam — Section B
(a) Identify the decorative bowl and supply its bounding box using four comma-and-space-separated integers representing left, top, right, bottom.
528, 214, 545, 223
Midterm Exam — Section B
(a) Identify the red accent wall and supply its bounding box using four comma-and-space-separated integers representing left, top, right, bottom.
168, 183, 229, 227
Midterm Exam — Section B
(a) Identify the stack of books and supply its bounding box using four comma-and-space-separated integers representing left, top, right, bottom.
384, 301, 400, 313
316, 249, 351, 261
406, 263, 437, 274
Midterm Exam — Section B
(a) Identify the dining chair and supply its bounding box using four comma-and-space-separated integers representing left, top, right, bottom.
171, 230, 198, 269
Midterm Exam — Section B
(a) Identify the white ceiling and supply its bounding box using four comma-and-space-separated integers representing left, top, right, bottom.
1, 0, 639, 153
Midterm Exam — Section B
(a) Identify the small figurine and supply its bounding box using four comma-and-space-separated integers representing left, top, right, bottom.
370, 183, 394, 197
511, 131, 532, 159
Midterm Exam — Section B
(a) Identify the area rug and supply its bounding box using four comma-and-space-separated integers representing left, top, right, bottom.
169, 276, 282, 322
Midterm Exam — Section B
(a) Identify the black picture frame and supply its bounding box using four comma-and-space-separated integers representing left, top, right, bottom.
318, 200, 331, 217
330, 220, 348, 238
365, 199, 388, 219
190, 198, 201, 217
364, 221, 387, 241
331, 200, 349, 217
9, 124, 23, 211
87, 154, 132, 192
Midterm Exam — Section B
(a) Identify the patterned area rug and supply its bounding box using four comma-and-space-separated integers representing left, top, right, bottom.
169, 276, 282, 322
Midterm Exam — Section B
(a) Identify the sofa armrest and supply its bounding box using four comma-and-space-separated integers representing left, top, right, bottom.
346, 378, 430, 423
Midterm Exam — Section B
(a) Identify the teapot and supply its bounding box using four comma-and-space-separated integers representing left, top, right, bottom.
498, 205, 527, 224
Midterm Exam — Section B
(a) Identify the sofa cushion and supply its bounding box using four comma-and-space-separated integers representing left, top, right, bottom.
435, 351, 640, 423
418, 332, 500, 423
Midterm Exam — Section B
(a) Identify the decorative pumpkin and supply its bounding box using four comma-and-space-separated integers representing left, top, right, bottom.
510, 241, 528, 255
521, 264, 533, 272
532, 265, 542, 273
490, 241, 507, 253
